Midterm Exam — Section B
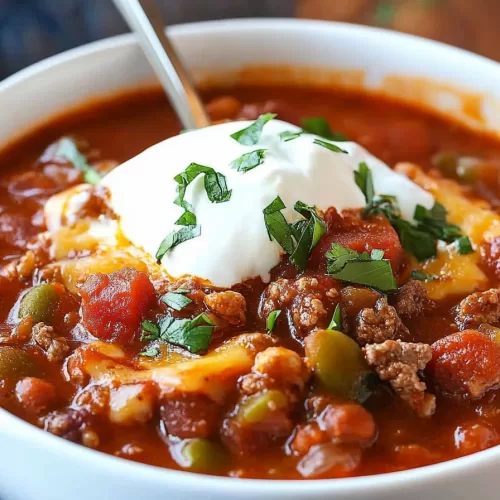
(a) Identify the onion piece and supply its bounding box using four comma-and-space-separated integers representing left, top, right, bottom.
297, 442, 362, 478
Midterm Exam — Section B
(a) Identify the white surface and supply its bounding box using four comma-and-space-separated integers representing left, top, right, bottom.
0, 18, 500, 500
103, 119, 432, 286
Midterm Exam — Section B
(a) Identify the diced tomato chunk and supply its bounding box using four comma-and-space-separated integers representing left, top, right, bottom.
428, 330, 500, 399
309, 208, 403, 271
80, 267, 156, 343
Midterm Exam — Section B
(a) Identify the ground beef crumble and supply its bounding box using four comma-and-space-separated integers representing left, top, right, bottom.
239, 346, 311, 402
32, 322, 70, 363
204, 290, 246, 325
455, 289, 500, 329
260, 276, 339, 337
392, 280, 433, 318
355, 297, 409, 345
363, 340, 436, 418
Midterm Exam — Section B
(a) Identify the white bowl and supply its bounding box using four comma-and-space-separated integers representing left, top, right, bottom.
1, 18, 500, 500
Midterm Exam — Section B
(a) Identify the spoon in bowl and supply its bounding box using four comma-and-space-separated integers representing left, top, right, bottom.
112, 0, 211, 130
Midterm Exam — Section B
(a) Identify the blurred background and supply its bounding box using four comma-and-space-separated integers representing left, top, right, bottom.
1, 0, 499, 80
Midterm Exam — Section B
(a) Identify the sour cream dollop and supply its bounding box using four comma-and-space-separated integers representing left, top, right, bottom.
103, 119, 434, 287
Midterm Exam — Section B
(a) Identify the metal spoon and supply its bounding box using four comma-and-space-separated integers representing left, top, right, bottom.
113, 0, 211, 130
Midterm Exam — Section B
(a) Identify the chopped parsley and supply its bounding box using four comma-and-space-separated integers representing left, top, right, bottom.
139, 345, 161, 357
230, 149, 266, 173
413, 203, 462, 243
354, 162, 375, 205
456, 235, 474, 255
263, 197, 326, 271
301, 117, 348, 141
158, 313, 215, 354
231, 113, 276, 145
326, 243, 397, 292
410, 270, 438, 282
327, 304, 342, 331
141, 313, 215, 354
52, 137, 101, 184
156, 225, 201, 261
280, 130, 303, 142
161, 290, 192, 311
175, 163, 232, 206
157, 161, 232, 260
355, 162, 472, 261
313, 138, 348, 154
266, 310, 281, 334
140, 320, 160, 341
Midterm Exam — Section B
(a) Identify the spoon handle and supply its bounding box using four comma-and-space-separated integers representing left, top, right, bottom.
113, 0, 211, 130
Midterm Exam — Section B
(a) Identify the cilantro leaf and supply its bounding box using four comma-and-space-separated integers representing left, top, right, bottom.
230, 149, 266, 173
327, 304, 342, 331
356, 163, 471, 261
326, 243, 397, 292
161, 291, 192, 311
266, 310, 281, 334
313, 138, 348, 154
354, 162, 375, 205
290, 201, 326, 270
159, 313, 215, 354
410, 270, 438, 281
263, 196, 295, 252
156, 225, 201, 260
174, 162, 232, 206
174, 207, 196, 226
140, 320, 160, 341
280, 130, 303, 142
414, 202, 461, 243
139, 345, 161, 357
231, 113, 276, 145
301, 117, 348, 141
52, 137, 101, 184
263, 198, 326, 271
456, 235, 474, 255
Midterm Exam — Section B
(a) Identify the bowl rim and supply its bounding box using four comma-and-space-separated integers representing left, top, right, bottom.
1, 17, 500, 494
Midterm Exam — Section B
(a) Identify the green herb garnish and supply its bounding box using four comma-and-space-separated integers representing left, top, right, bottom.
161, 290, 192, 311
354, 162, 375, 205
355, 163, 472, 261
301, 117, 348, 141
263, 197, 326, 271
140, 320, 160, 341
313, 138, 348, 154
158, 313, 215, 354
327, 304, 342, 331
52, 137, 101, 184
231, 113, 276, 145
156, 225, 201, 260
326, 243, 397, 292
413, 203, 462, 243
410, 270, 438, 282
139, 345, 161, 357
230, 149, 266, 173
175, 163, 232, 206
266, 310, 281, 334
280, 130, 303, 142
456, 235, 474, 255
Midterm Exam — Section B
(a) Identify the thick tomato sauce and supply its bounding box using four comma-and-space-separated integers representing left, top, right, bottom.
2, 85, 500, 479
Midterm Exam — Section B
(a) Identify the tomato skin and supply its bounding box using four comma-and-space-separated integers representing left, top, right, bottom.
80, 267, 156, 343
310, 209, 403, 272
428, 330, 500, 399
